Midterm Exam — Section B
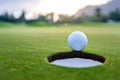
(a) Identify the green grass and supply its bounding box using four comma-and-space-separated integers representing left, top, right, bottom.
27, 21, 54, 27
0, 23, 120, 80
0, 21, 27, 27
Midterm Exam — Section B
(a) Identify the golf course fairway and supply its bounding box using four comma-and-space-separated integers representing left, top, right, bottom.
0, 23, 120, 80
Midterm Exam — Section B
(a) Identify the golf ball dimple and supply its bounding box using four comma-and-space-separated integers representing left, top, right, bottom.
68, 31, 88, 51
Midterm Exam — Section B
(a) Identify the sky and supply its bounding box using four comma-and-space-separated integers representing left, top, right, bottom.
0, 0, 111, 19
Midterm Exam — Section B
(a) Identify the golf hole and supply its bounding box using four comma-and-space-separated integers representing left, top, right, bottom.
48, 52, 105, 68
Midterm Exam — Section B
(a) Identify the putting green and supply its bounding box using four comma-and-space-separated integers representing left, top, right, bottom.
0, 23, 120, 80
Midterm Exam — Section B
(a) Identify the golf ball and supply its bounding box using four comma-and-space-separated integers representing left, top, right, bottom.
68, 31, 88, 51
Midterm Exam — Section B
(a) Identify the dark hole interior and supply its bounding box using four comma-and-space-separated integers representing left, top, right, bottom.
48, 51, 106, 63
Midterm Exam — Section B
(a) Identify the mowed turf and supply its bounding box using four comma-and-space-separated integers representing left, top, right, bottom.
0, 23, 120, 80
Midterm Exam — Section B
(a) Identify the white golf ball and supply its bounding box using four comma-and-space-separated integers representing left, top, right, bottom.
68, 31, 88, 51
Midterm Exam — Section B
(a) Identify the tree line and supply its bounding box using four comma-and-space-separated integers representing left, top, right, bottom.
58, 8, 120, 23
0, 8, 120, 23
93, 8, 120, 22
0, 11, 54, 23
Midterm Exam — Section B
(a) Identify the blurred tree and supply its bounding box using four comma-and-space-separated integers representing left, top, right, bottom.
95, 8, 103, 21
38, 15, 48, 22
18, 11, 26, 23
58, 14, 71, 23
0, 12, 9, 21
109, 8, 120, 22
0, 12, 16, 22
46, 12, 54, 23
101, 15, 108, 22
